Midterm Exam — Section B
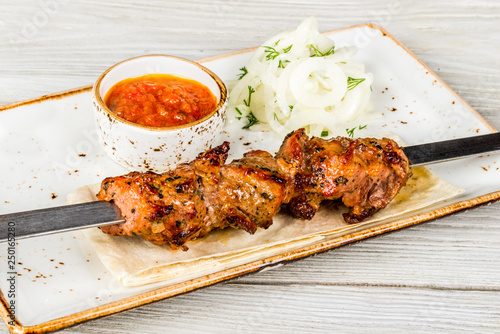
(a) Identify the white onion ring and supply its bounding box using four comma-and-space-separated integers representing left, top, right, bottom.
289, 57, 347, 108
228, 17, 374, 138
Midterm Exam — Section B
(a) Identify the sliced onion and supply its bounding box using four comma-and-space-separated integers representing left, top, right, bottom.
289, 57, 347, 108
280, 107, 344, 136
228, 17, 374, 138
275, 60, 301, 116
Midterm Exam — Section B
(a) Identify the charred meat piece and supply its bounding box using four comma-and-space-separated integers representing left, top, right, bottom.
97, 128, 410, 248
276, 129, 409, 223
98, 142, 293, 248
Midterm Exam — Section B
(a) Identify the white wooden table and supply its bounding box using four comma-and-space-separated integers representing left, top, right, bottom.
1, 1, 499, 333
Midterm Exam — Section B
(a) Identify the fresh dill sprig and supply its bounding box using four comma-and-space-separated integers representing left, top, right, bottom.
239, 86, 258, 129
283, 44, 293, 53
347, 77, 366, 91
237, 66, 248, 80
263, 44, 293, 63
346, 127, 356, 138
243, 86, 255, 107
263, 46, 280, 61
242, 111, 259, 129
278, 59, 290, 68
310, 44, 335, 57
235, 107, 242, 120
346, 124, 367, 138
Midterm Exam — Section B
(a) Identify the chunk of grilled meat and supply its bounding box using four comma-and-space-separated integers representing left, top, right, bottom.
277, 129, 410, 223
98, 142, 293, 248
97, 128, 410, 248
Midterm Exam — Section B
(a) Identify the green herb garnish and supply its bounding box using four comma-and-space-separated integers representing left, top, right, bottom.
242, 111, 259, 129
263, 44, 293, 62
283, 44, 293, 53
321, 130, 329, 137
243, 86, 255, 107
310, 44, 335, 57
278, 59, 290, 68
346, 125, 367, 138
263, 46, 280, 60
346, 127, 356, 138
237, 66, 248, 80
235, 107, 242, 120
347, 77, 366, 91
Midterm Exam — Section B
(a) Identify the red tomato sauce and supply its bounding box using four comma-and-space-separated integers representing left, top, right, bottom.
104, 74, 217, 127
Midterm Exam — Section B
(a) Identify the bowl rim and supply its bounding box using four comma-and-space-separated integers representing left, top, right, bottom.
92, 54, 227, 132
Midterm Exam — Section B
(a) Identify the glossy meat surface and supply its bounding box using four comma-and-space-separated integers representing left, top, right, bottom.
97, 129, 410, 248
277, 129, 410, 223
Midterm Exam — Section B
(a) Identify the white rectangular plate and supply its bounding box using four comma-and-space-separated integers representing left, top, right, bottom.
0, 24, 499, 333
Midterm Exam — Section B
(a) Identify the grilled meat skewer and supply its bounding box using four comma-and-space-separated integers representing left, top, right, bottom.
97, 129, 410, 249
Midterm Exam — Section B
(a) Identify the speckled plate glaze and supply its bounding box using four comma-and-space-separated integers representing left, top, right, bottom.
1, 24, 499, 334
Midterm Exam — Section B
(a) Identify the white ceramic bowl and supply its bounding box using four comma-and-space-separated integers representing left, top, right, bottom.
92, 55, 227, 172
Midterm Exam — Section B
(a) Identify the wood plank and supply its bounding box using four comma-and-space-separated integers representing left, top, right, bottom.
57, 284, 500, 333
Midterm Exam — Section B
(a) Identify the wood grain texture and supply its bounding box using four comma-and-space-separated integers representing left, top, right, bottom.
0, 0, 499, 333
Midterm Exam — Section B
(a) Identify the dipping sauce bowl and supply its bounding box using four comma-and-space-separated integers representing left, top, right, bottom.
92, 55, 227, 172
